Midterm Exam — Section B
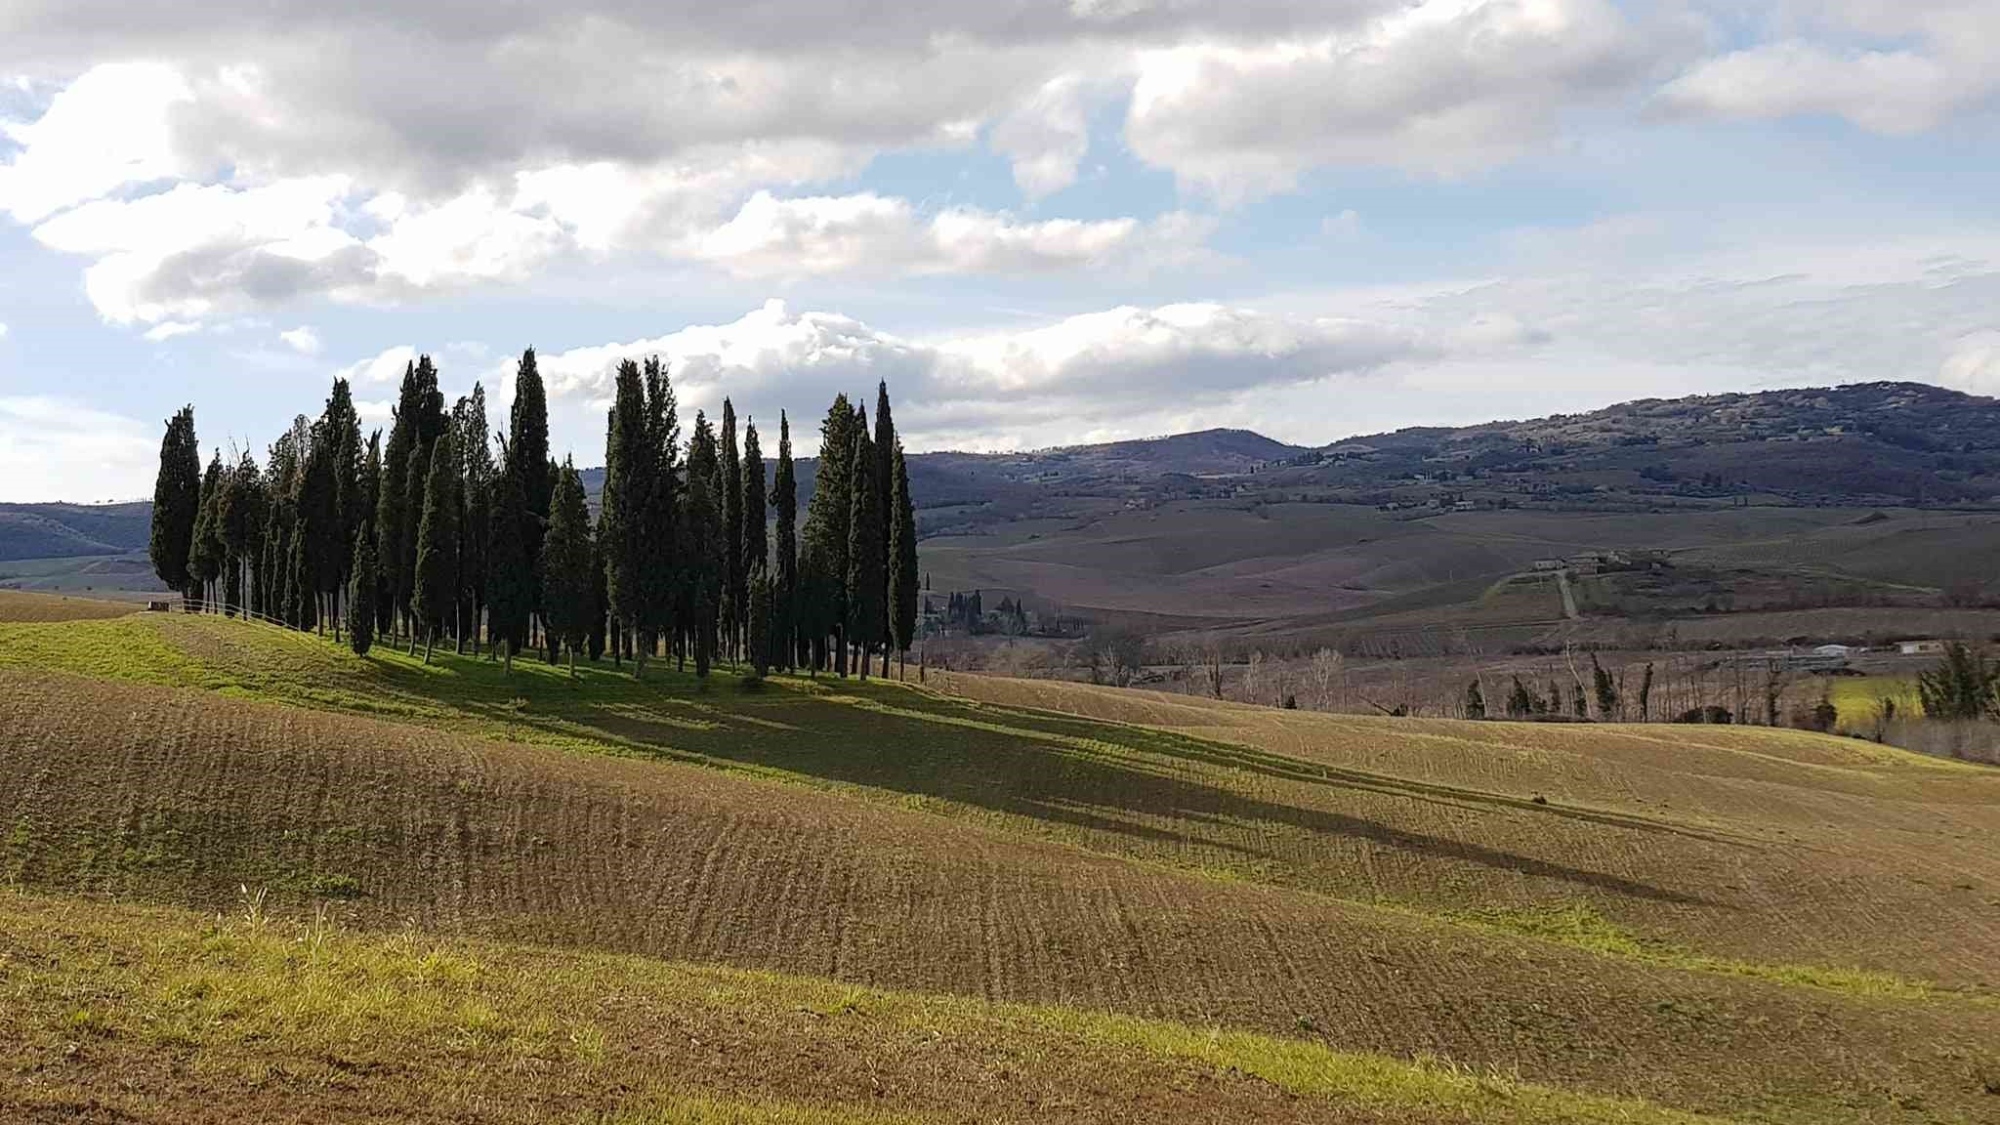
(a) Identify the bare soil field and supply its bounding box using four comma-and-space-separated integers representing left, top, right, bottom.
4, 616, 2000, 1122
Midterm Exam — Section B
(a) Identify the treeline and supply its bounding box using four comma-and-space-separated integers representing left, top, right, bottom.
147, 351, 919, 679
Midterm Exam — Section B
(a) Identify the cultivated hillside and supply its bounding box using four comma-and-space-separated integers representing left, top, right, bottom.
2, 602, 1997, 1124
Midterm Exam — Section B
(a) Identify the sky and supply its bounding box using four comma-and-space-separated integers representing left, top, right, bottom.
0, 0, 1997, 502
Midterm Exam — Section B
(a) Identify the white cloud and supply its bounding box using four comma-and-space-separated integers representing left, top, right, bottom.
0, 323, 8, 340
279, 325, 320, 353
142, 320, 201, 341
990, 75, 1093, 200
0, 61, 193, 223
334, 344, 416, 386
1939, 331, 2000, 395
524, 297, 1426, 453
1126, 0, 1685, 200
1656, 2, 2000, 133
686, 191, 1201, 279
0, 395, 157, 502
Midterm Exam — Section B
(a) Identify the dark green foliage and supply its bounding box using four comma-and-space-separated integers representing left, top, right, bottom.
187, 452, 225, 611
287, 516, 315, 631
640, 358, 680, 662
1506, 677, 1538, 719
601, 359, 651, 652
380, 357, 446, 634
746, 571, 772, 681
505, 349, 552, 643
588, 513, 607, 662
1591, 654, 1619, 720
1464, 680, 1486, 720
1638, 662, 1655, 722
845, 425, 885, 677
800, 395, 855, 672
413, 432, 460, 657
486, 461, 533, 666
347, 531, 377, 656
682, 413, 723, 677
1918, 642, 2000, 721
219, 453, 267, 617
149, 407, 202, 597
720, 399, 743, 659
540, 460, 595, 674
772, 413, 798, 671
742, 418, 766, 588
889, 444, 918, 661
453, 386, 495, 651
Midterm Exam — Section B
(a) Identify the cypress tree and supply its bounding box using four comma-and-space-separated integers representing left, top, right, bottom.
454, 386, 495, 654
642, 358, 680, 666
301, 421, 339, 632
321, 379, 362, 629
540, 459, 594, 676
742, 418, 767, 584
150, 407, 202, 604
188, 452, 225, 612
773, 412, 798, 671
683, 412, 722, 677
401, 439, 428, 639
413, 432, 460, 662
747, 571, 772, 682
487, 452, 532, 673
506, 349, 553, 649
601, 359, 651, 670
219, 452, 267, 619
872, 383, 895, 672
721, 399, 744, 663
348, 529, 377, 656
588, 510, 608, 662
889, 444, 919, 676
377, 361, 420, 637
845, 425, 885, 681
288, 516, 314, 631
800, 395, 854, 673
358, 431, 382, 631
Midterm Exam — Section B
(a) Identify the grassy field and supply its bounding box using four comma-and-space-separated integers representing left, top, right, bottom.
0, 588, 143, 621
2, 612, 1998, 1122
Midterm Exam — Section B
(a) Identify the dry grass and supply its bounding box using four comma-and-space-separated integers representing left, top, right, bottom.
0, 589, 140, 622
8, 890, 1704, 1125
930, 671, 2000, 993
4, 617, 2000, 1123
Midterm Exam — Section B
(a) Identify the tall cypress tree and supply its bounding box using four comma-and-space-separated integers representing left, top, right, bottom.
845, 426, 885, 680
601, 359, 651, 670
323, 379, 362, 627
720, 399, 743, 663
871, 383, 896, 676
487, 450, 532, 672
219, 452, 266, 619
188, 452, 225, 612
742, 417, 767, 594
506, 348, 553, 649
540, 459, 594, 676
377, 362, 420, 636
413, 431, 459, 662
150, 407, 202, 604
642, 358, 679, 665
890, 443, 919, 676
347, 529, 377, 656
453, 386, 495, 653
683, 412, 722, 677
773, 412, 798, 671
800, 395, 854, 673
301, 419, 339, 632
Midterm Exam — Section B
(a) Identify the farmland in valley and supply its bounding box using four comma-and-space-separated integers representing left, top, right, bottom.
2, 606, 1998, 1123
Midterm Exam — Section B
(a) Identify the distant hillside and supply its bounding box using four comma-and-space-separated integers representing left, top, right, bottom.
0, 502, 151, 561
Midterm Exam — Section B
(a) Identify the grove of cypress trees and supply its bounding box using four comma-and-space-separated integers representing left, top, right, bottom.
773, 412, 798, 671
720, 399, 743, 663
348, 529, 377, 656
219, 452, 267, 619
889, 443, 919, 676
540, 459, 594, 676
845, 425, 884, 681
377, 362, 419, 636
872, 382, 895, 673
413, 432, 459, 662
454, 386, 495, 654
150, 407, 202, 604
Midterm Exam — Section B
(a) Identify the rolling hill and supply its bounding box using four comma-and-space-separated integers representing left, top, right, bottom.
12, 382, 2000, 646
2, 596, 1997, 1123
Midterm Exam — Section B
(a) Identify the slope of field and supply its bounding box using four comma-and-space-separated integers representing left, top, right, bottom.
1, 893, 1736, 1125
0, 589, 142, 621
3, 615, 1999, 1123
